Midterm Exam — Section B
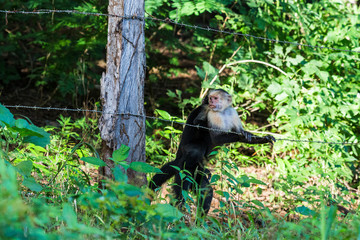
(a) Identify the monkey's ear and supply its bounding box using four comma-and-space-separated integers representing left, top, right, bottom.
227, 94, 233, 105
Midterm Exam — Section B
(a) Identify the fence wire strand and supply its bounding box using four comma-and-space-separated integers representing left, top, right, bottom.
0, 9, 359, 54
3, 104, 358, 146
1, 9, 359, 146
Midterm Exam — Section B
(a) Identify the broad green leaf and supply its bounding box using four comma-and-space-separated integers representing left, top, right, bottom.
63, 203, 78, 227
22, 177, 43, 192
129, 161, 161, 173
112, 144, 130, 163
155, 203, 184, 220
267, 82, 282, 95
287, 55, 304, 66
295, 205, 316, 216
181, 1, 195, 16
16, 160, 33, 177
211, 174, 220, 183
14, 119, 43, 137
195, 65, 206, 80
22, 124, 51, 148
275, 92, 288, 101
317, 71, 329, 81
0, 104, 15, 127
155, 109, 172, 121
81, 157, 107, 167
113, 166, 128, 182
274, 45, 283, 56
202, 61, 219, 76
23, 135, 50, 148
240, 175, 249, 182
302, 60, 323, 75
122, 184, 142, 197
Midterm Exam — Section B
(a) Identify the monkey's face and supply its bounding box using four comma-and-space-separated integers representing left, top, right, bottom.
207, 89, 232, 112
208, 94, 222, 112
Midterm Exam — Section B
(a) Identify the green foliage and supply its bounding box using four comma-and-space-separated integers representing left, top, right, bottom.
2, 0, 360, 238
267, 204, 360, 239
0, 1, 107, 102
0, 105, 194, 238
0, 103, 50, 192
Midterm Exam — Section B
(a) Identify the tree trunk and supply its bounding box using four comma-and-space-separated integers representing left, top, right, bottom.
99, 0, 146, 187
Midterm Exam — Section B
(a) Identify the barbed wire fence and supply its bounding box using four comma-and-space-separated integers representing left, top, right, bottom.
0, 9, 359, 146
4, 105, 358, 146
1, 9, 360, 54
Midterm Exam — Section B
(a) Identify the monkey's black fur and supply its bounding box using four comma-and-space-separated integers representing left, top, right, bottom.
149, 90, 275, 215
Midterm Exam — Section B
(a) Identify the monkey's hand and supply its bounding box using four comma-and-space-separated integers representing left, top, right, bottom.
265, 135, 276, 145
242, 130, 253, 142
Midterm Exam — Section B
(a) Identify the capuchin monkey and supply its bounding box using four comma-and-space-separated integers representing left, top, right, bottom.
149, 89, 275, 215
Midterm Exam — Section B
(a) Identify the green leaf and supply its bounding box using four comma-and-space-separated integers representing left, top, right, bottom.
195, 65, 206, 80
302, 60, 323, 75
155, 203, 184, 220
275, 92, 288, 101
16, 160, 33, 177
14, 119, 43, 137
215, 190, 230, 201
208, 150, 218, 156
113, 166, 128, 182
122, 184, 142, 197
0, 104, 15, 127
22, 124, 51, 148
247, 179, 267, 185
81, 157, 106, 167
63, 203, 78, 227
155, 109, 172, 121
286, 55, 304, 66
317, 71, 329, 81
211, 174, 220, 183
267, 82, 282, 95
22, 177, 43, 192
129, 161, 161, 173
112, 144, 130, 163
251, 200, 265, 208
295, 205, 316, 216
274, 45, 283, 56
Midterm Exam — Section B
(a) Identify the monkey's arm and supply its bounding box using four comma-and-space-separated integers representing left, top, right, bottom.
211, 129, 275, 145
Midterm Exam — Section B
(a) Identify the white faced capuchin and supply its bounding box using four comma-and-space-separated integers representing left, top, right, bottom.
149, 89, 275, 215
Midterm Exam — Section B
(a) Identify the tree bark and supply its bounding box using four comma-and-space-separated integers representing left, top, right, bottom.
99, 0, 146, 187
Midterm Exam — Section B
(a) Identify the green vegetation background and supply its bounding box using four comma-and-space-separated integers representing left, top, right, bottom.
0, 0, 360, 239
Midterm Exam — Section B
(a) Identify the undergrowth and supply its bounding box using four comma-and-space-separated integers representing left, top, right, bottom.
1, 104, 360, 239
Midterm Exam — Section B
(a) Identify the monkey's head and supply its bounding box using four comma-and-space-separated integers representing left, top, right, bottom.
206, 89, 232, 112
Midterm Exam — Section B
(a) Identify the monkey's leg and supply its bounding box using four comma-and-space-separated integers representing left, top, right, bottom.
149, 160, 180, 191
173, 144, 205, 209
195, 168, 213, 215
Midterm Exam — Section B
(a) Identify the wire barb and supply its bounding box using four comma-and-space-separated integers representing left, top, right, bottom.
0, 9, 359, 54
0, 9, 358, 146
2, 104, 358, 146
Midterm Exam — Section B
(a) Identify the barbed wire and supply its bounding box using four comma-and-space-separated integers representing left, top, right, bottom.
3, 104, 358, 146
1, 9, 359, 146
0, 9, 359, 54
